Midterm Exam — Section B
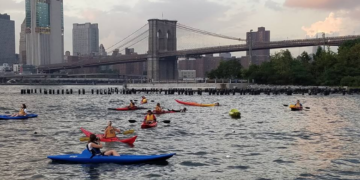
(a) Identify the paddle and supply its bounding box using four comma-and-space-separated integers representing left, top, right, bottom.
129, 120, 171, 123
79, 129, 135, 141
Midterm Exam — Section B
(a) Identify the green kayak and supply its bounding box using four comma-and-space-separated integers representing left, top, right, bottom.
229, 109, 241, 118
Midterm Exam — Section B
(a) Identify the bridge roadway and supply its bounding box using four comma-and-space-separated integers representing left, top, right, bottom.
38, 35, 360, 71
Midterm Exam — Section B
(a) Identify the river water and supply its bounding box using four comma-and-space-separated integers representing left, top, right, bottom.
0, 85, 359, 180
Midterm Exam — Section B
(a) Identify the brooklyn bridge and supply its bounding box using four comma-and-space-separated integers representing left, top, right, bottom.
38, 19, 360, 81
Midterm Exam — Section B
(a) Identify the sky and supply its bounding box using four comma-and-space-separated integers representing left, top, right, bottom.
1, 0, 360, 56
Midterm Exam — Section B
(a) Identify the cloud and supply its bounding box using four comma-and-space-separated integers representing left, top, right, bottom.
265, 0, 282, 11
301, 13, 342, 37
284, 0, 360, 10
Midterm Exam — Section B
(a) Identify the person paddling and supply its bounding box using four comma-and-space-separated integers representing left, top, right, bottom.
87, 134, 120, 157
155, 103, 163, 113
141, 96, 147, 104
103, 121, 121, 139
144, 110, 157, 124
129, 100, 135, 109
295, 100, 303, 109
11, 104, 27, 117
215, 103, 220, 106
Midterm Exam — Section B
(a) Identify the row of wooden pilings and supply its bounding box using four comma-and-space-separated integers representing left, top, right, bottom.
20, 87, 359, 95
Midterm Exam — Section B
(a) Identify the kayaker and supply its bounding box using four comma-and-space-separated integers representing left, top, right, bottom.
167, 108, 187, 112
129, 100, 135, 109
87, 134, 120, 157
155, 103, 163, 113
144, 110, 156, 124
103, 121, 121, 139
141, 96, 147, 104
295, 100, 303, 108
215, 103, 220, 106
11, 104, 27, 117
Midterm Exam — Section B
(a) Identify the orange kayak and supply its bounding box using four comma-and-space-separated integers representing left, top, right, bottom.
175, 99, 216, 107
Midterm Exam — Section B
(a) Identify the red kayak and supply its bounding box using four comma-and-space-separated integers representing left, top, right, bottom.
108, 106, 147, 111
141, 121, 158, 129
152, 110, 176, 115
80, 128, 137, 144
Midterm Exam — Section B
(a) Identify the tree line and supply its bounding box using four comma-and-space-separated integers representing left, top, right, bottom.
206, 39, 360, 87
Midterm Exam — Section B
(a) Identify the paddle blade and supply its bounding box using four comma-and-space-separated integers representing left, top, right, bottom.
305, 107, 310, 109
129, 120, 137, 123
123, 129, 135, 135
80, 137, 89, 141
283, 104, 288, 107
163, 120, 171, 123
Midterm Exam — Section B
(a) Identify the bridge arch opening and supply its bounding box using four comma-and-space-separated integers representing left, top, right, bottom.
157, 30, 161, 38
166, 31, 171, 51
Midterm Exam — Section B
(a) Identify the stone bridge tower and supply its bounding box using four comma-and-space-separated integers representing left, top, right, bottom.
147, 19, 177, 81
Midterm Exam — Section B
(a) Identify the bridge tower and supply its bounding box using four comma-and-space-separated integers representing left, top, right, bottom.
147, 19, 177, 81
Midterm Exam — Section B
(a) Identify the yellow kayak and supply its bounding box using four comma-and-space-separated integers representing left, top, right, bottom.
229, 109, 241, 118
289, 104, 303, 111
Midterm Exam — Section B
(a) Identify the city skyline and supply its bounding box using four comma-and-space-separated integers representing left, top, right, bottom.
1, 0, 360, 56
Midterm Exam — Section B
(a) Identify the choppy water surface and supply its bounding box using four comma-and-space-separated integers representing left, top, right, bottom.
0, 85, 359, 180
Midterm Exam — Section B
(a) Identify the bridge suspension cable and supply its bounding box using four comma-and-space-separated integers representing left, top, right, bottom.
116, 35, 149, 54
107, 30, 149, 54
106, 23, 149, 51
177, 23, 245, 41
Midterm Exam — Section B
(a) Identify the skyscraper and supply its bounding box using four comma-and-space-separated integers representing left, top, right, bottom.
0, 13, 15, 65
73, 23, 99, 56
246, 27, 270, 65
25, 0, 64, 66
19, 18, 26, 64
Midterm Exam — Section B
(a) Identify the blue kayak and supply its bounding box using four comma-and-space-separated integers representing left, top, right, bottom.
48, 149, 176, 164
0, 114, 38, 120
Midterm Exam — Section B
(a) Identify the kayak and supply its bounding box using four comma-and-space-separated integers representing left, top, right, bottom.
289, 105, 303, 111
141, 121, 158, 129
0, 114, 38, 120
152, 110, 176, 115
229, 109, 241, 118
48, 149, 176, 164
175, 99, 216, 107
108, 107, 147, 111
80, 128, 137, 144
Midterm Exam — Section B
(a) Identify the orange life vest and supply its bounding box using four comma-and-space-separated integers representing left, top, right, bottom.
104, 126, 116, 138
142, 99, 147, 103
146, 114, 155, 122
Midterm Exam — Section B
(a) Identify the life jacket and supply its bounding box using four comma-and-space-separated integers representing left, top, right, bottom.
155, 106, 162, 112
142, 99, 147, 103
18, 108, 26, 116
104, 126, 116, 138
86, 142, 102, 158
146, 114, 155, 122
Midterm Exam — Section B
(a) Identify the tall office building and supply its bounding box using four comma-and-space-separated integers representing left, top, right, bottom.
73, 23, 99, 56
19, 18, 26, 64
0, 13, 15, 65
25, 0, 64, 66
246, 27, 270, 65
